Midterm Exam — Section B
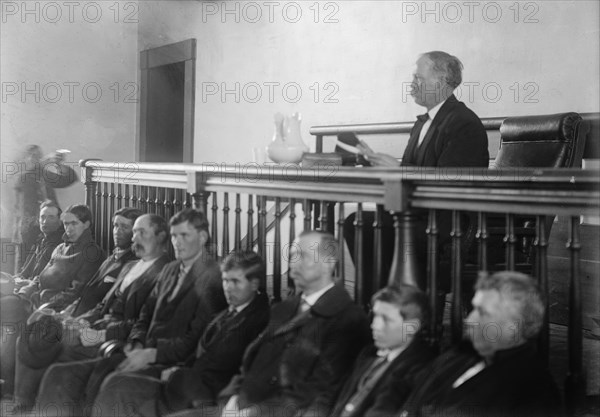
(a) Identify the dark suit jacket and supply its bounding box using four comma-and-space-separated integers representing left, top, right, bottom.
17, 228, 64, 279
128, 254, 227, 364
401, 95, 489, 168
61, 248, 139, 316
163, 291, 270, 411
227, 284, 371, 416
400, 341, 563, 417
78, 254, 170, 341
330, 335, 436, 417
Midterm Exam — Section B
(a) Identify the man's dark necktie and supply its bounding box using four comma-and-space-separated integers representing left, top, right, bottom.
402, 113, 429, 165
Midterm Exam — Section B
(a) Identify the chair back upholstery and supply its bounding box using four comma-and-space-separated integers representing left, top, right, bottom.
493, 112, 584, 168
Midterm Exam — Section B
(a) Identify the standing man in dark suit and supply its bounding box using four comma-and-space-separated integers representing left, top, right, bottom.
210, 230, 371, 417
330, 284, 436, 417
399, 271, 562, 417
358, 51, 488, 168
346, 51, 489, 295
91, 250, 270, 417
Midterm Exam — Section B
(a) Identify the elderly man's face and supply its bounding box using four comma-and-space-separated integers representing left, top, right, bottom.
464, 289, 524, 359
410, 56, 446, 110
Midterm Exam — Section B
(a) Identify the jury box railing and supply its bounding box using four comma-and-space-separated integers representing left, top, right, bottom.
80, 159, 599, 410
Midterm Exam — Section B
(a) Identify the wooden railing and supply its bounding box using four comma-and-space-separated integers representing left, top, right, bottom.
80, 159, 599, 412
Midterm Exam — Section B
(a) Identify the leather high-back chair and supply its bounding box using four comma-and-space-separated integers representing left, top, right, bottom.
493, 112, 585, 169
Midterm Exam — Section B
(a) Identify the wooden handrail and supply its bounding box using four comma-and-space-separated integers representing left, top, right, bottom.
81, 161, 599, 216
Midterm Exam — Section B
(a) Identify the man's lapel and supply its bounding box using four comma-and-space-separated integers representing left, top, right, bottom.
415, 95, 458, 166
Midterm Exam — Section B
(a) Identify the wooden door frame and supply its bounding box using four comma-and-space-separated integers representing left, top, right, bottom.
138, 39, 196, 163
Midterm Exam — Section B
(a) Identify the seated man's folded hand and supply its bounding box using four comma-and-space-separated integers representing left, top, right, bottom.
117, 347, 157, 372
80, 327, 106, 347
160, 366, 180, 381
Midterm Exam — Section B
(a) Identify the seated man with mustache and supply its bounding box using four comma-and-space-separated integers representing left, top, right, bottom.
12, 213, 170, 413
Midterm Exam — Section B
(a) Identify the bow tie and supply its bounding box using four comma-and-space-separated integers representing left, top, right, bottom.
377, 349, 390, 358
416, 113, 430, 123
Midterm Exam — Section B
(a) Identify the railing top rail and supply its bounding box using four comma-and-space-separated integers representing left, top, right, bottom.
80, 160, 599, 216
308, 117, 508, 137
81, 160, 600, 185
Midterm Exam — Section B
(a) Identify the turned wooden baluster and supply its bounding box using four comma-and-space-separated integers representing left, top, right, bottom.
337, 203, 345, 284
504, 213, 516, 270
476, 212, 488, 272
450, 210, 463, 345
222, 193, 230, 255
388, 211, 422, 288
257, 196, 267, 259
565, 216, 585, 414
116, 184, 123, 210
288, 199, 297, 292
373, 205, 384, 292
354, 203, 364, 306
426, 209, 439, 343
273, 198, 282, 302
211, 192, 219, 254
101, 183, 109, 250
192, 192, 202, 212
302, 199, 312, 232
246, 195, 254, 251
234, 194, 242, 251
319, 201, 329, 231
533, 214, 549, 367
198, 192, 207, 215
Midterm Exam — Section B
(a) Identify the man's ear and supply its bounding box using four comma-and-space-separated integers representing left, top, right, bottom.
198, 230, 209, 246
403, 318, 422, 339
84, 221, 91, 230
249, 278, 261, 293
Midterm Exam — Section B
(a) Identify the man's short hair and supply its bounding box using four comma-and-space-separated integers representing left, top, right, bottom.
63, 204, 92, 226
146, 214, 169, 245
40, 200, 62, 217
475, 271, 545, 339
372, 284, 430, 327
422, 51, 463, 89
113, 207, 143, 223
169, 208, 209, 233
298, 230, 339, 265
221, 250, 266, 290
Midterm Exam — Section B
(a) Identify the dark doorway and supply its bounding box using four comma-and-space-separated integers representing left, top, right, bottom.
139, 39, 196, 163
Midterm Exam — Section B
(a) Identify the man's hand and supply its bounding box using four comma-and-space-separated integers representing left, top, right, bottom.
357, 140, 400, 167
117, 348, 157, 372
160, 366, 180, 382
80, 328, 106, 347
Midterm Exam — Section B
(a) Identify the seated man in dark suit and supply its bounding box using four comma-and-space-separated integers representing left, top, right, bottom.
330, 284, 436, 417
184, 230, 371, 417
47, 206, 143, 314
1, 200, 64, 296
16, 204, 105, 306
11, 213, 168, 411
91, 250, 270, 417
399, 271, 562, 417
345, 51, 489, 295
0, 201, 63, 395
30, 208, 226, 417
